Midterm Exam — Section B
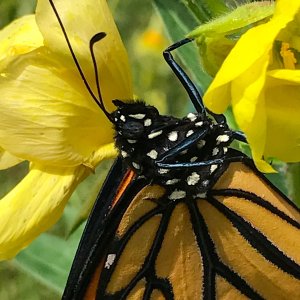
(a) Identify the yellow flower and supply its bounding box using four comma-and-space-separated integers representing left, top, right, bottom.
203, 0, 300, 172
0, 0, 132, 260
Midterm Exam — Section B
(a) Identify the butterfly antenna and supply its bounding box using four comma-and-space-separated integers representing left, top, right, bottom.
48, 0, 112, 121
89, 33, 112, 121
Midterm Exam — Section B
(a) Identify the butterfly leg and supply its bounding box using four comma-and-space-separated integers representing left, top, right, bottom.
233, 130, 247, 143
156, 155, 245, 170
163, 38, 205, 115
157, 128, 209, 163
164, 39, 226, 123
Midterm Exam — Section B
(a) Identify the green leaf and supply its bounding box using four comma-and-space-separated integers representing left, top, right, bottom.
153, 0, 212, 93
14, 224, 84, 294
286, 163, 300, 206
183, 0, 229, 22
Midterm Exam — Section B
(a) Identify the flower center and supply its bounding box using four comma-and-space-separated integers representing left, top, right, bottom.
280, 42, 297, 69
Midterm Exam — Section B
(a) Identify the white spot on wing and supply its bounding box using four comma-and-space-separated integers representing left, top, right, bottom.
186, 130, 194, 137
129, 113, 145, 119
187, 113, 197, 121
105, 254, 116, 269
148, 130, 162, 139
120, 115, 126, 122
147, 149, 158, 159
169, 190, 186, 200
223, 147, 228, 154
144, 118, 152, 127
187, 172, 200, 185
190, 156, 198, 162
168, 131, 178, 142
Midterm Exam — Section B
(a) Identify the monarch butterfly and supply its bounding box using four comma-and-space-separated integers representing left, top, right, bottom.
47, 1, 300, 299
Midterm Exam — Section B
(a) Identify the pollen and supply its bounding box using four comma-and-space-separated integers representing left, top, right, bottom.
280, 42, 296, 70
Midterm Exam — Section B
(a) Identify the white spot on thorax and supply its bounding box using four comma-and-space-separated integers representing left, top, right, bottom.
210, 164, 218, 173
148, 130, 162, 139
187, 113, 197, 121
158, 168, 169, 174
216, 134, 230, 144
195, 192, 207, 199
195, 121, 203, 127
132, 162, 140, 169
128, 139, 137, 144
147, 149, 158, 159
186, 130, 194, 137
120, 115, 126, 122
169, 190, 186, 200
202, 180, 209, 187
180, 149, 188, 155
197, 140, 206, 149
129, 113, 145, 119
166, 178, 180, 185
168, 131, 178, 142
212, 147, 219, 156
187, 172, 200, 185
144, 118, 152, 127
105, 254, 116, 269
121, 150, 128, 158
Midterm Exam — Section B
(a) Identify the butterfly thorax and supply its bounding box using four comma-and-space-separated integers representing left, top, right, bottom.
111, 100, 233, 198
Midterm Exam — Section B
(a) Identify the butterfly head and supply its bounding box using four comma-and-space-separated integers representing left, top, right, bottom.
111, 100, 164, 140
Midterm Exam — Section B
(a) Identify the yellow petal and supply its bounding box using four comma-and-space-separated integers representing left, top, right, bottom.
268, 69, 300, 83
264, 71, 300, 161
0, 163, 90, 260
232, 57, 273, 172
0, 147, 23, 170
0, 49, 113, 167
203, 0, 300, 113
0, 15, 43, 68
86, 142, 118, 169
36, 0, 133, 109
274, 0, 300, 21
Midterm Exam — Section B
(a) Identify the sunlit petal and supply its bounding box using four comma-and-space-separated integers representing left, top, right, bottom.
0, 15, 43, 70
0, 147, 23, 170
0, 49, 113, 167
36, 0, 133, 110
0, 163, 90, 260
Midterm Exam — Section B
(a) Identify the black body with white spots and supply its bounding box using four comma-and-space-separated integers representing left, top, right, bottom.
112, 100, 233, 198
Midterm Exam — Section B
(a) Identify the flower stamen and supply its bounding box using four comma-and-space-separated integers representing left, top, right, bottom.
280, 42, 297, 69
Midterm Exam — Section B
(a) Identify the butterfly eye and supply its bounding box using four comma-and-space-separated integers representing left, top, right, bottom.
122, 120, 145, 139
